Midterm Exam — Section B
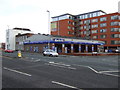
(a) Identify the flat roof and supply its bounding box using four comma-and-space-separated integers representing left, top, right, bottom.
16, 33, 34, 37
24, 34, 105, 45
13, 27, 31, 31
52, 10, 107, 18
76, 10, 107, 16
52, 13, 75, 18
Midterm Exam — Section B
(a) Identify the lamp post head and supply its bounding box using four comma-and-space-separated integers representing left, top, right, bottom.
47, 10, 50, 12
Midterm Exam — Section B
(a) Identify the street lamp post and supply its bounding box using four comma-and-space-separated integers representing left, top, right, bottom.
47, 10, 50, 49
47, 10, 50, 35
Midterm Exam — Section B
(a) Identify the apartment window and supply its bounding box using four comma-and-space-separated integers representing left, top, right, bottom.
86, 26, 90, 30
6, 38, 9, 42
91, 24, 98, 28
111, 15, 118, 20
68, 26, 71, 29
72, 27, 74, 30
111, 22, 119, 26
100, 23, 107, 27
89, 13, 92, 18
68, 31, 74, 35
111, 34, 120, 38
100, 29, 107, 33
72, 22, 75, 25
81, 15, 84, 19
80, 26, 83, 30
92, 36, 98, 39
84, 26, 86, 29
52, 18, 58, 21
85, 14, 88, 19
59, 15, 70, 20
84, 20, 86, 24
79, 15, 84, 19
91, 19, 98, 23
77, 16, 79, 19
78, 27, 81, 30
68, 21, 71, 24
84, 20, 90, 24
111, 28, 120, 32
100, 35, 106, 39
68, 31, 71, 35
111, 40, 120, 45
80, 21, 83, 25
91, 30, 98, 34
93, 13, 97, 17
69, 16, 73, 19
81, 31, 83, 35
100, 17, 107, 21
84, 31, 86, 34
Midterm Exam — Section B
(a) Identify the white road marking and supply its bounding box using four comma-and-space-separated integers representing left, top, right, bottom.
73, 64, 119, 77
52, 81, 80, 89
49, 61, 54, 64
31, 58, 34, 59
49, 62, 71, 66
87, 66, 99, 73
3, 67, 32, 76
99, 70, 119, 73
68, 67, 76, 70
33, 59, 41, 62
100, 73, 119, 77
46, 63, 76, 70
73, 64, 99, 73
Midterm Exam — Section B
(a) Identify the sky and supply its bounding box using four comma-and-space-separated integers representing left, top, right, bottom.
0, 0, 119, 43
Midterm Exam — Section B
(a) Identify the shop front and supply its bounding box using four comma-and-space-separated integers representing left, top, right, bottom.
24, 36, 104, 54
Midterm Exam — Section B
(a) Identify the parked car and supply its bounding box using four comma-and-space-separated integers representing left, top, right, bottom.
114, 49, 120, 53
112, 49, 120, 53
4, 50, 14, 53
43, 49, 58, 57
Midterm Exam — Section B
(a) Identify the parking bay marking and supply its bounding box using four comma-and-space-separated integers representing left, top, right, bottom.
73, 64, 119, 77
49, 62, 71, 67
46, 63, 76, 70
52, 81, 81, 90
99, 70, 119, 73
46, 62, 76, 70
3, 67, 32, 76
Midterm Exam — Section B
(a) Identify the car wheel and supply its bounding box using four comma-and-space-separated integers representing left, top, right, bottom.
43, 54, 46, 56
49, 54, 53, 57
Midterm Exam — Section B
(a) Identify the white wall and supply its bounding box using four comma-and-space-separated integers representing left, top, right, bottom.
5, 29, 32, 50
0, 43, 1, 48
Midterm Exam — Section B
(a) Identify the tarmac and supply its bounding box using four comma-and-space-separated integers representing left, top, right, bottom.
59, 52, 120, 56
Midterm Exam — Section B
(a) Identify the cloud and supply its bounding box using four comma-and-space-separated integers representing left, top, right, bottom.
0, 0, 119, 43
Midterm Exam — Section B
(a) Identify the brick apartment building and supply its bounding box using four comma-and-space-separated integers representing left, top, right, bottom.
51, 10, 120, 51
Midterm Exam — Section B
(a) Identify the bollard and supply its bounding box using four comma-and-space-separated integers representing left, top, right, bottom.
18, 50, 22, 58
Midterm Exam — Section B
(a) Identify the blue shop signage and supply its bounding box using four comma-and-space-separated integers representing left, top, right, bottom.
53, 38, 65, 42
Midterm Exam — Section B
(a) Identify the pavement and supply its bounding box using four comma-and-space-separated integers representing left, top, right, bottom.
1, 51, 120, 89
